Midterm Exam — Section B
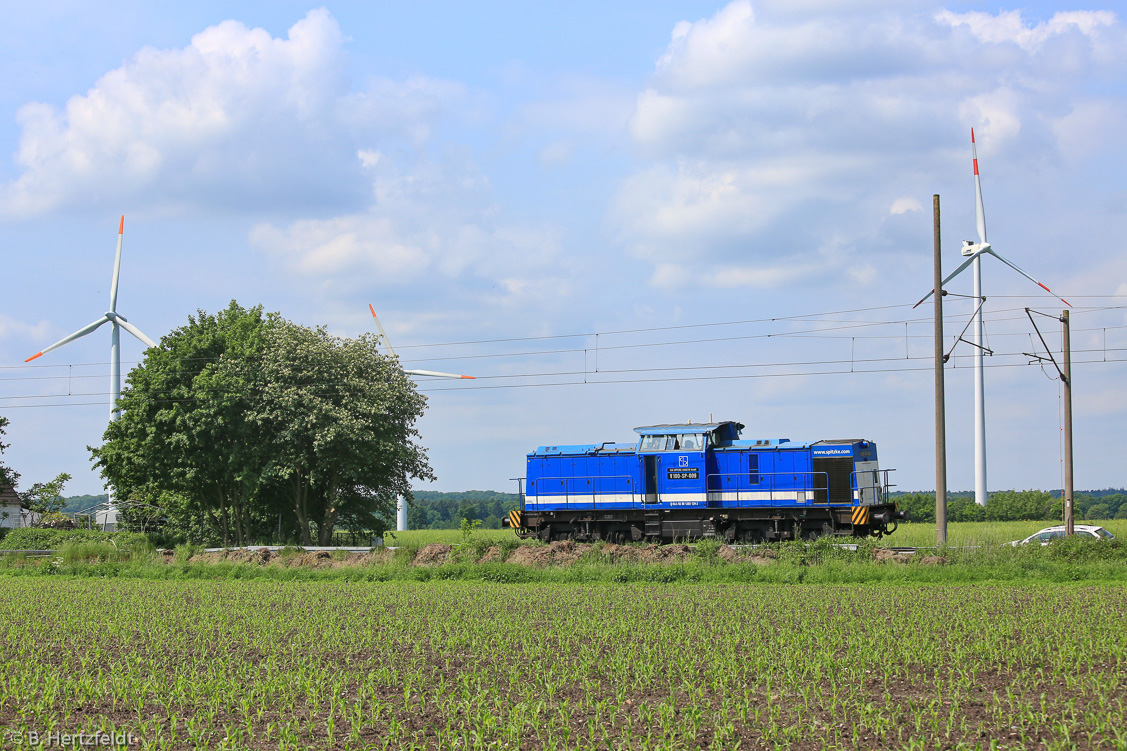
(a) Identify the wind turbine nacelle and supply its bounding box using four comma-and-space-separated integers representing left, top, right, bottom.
961, 240, 991, 257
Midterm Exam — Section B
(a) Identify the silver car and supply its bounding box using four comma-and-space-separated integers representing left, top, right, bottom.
1012, 524, 1116, 546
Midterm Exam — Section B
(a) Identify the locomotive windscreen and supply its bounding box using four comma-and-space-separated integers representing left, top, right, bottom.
812, 457, 854, 503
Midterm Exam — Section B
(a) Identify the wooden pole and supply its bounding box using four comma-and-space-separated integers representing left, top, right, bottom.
934, 195, 948, 546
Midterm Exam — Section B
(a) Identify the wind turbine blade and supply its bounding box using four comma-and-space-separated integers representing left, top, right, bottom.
109, 215, 124, 313
983, 249, 1072, 307
971, 129, 987, 245
912, 251, 983, 308
405, 369, 476, 379
24, 315, 111, 362
117, 318, 157, 348
368, 304, 396, 357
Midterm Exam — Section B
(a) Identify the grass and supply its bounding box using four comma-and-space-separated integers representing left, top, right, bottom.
892, 518, 1127, 548
392, 520, 1127, 549
3, 537, 1127, 588
1, 578, 1124, 750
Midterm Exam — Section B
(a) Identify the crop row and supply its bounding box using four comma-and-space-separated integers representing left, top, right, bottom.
1, 580, 1125, 750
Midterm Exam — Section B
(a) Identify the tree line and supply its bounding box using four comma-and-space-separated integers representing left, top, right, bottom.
53, 490, 521, 534
92, 301, 433, 546
407, 491, 520, 530
893, 490, 1127, 524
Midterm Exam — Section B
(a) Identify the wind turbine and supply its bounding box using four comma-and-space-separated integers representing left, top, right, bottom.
368, 304, 474, 530
25, 216, 157, 520
915, 130, 1070, 507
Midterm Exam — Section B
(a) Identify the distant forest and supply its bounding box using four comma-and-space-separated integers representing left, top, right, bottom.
63, 489, 1125, 529
407, 491, 520, 530
61, 490, 521, 530
60, 494, 110, 514
890, 489, 1127, 523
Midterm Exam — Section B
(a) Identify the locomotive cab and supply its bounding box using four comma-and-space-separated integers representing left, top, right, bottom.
635, 423, 718, 509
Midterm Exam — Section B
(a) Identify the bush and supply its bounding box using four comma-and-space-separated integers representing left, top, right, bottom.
37, 512, 76, 529
59, 541, 124, 564
0, 528, 150, 551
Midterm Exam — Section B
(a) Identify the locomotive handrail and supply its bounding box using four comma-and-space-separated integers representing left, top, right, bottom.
527, 474, 638, 510
850, 469, 895, 505
705, 471, 833, 507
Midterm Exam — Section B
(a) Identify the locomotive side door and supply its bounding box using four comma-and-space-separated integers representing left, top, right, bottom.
643, 455, 659, 503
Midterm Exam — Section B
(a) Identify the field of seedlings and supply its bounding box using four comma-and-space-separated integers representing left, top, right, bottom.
1, 579, 1125, 750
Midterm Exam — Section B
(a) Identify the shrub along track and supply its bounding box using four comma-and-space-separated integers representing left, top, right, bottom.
0, 579, 1125, 750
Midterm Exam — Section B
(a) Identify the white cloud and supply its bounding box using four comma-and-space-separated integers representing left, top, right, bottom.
935, 9, 1117, 52
251, 150, 566, 296
1, 9, 464, 217
613, 2, 1127, 289
538, 140, 573, 165
1049, 100, 1127, 158
0, 314, 51, 342
890, 197, 923, 214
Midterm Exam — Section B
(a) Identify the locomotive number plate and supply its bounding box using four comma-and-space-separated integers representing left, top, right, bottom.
667, 468, 699, 480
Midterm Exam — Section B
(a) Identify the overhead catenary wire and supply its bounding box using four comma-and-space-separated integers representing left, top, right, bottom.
3, 298, 1122, 405
2, 301, 1122, 373
3, 349, 1124, 407
0, 311, 1110, 378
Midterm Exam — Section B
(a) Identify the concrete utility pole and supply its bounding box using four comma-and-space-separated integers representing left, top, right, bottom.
1023, 307, 1076, 536
1062, 310, 1074, 536
933, 195, 948, 546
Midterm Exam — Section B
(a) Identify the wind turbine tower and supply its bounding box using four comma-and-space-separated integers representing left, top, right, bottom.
26, 216, 156, 514
916, 131, 1070, 506
967, 129, 989, 508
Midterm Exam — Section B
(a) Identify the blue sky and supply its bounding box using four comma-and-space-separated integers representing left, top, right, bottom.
1, 1, 1124, 498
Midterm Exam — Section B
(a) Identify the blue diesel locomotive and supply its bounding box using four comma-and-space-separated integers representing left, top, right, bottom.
506, 420, 905, 542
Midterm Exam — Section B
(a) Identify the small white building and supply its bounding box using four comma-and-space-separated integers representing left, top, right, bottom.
0, 483, 39, 529
86, 500, 119, 532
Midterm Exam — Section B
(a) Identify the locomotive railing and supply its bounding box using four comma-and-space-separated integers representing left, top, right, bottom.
526, 475, 639, 510
850, 469, 895, 505
705, 471, 833, 507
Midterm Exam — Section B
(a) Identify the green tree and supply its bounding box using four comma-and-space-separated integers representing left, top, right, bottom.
894, 492, 936, 524
1, 415, 71, 523
0, 416, 19, 493
21, 472, 72, 515
948, 496, 985, 522
985, 490, 1054, 521
93, 302, 274, 546
249, 320, 434, 545
1086, 503, 1111, 521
